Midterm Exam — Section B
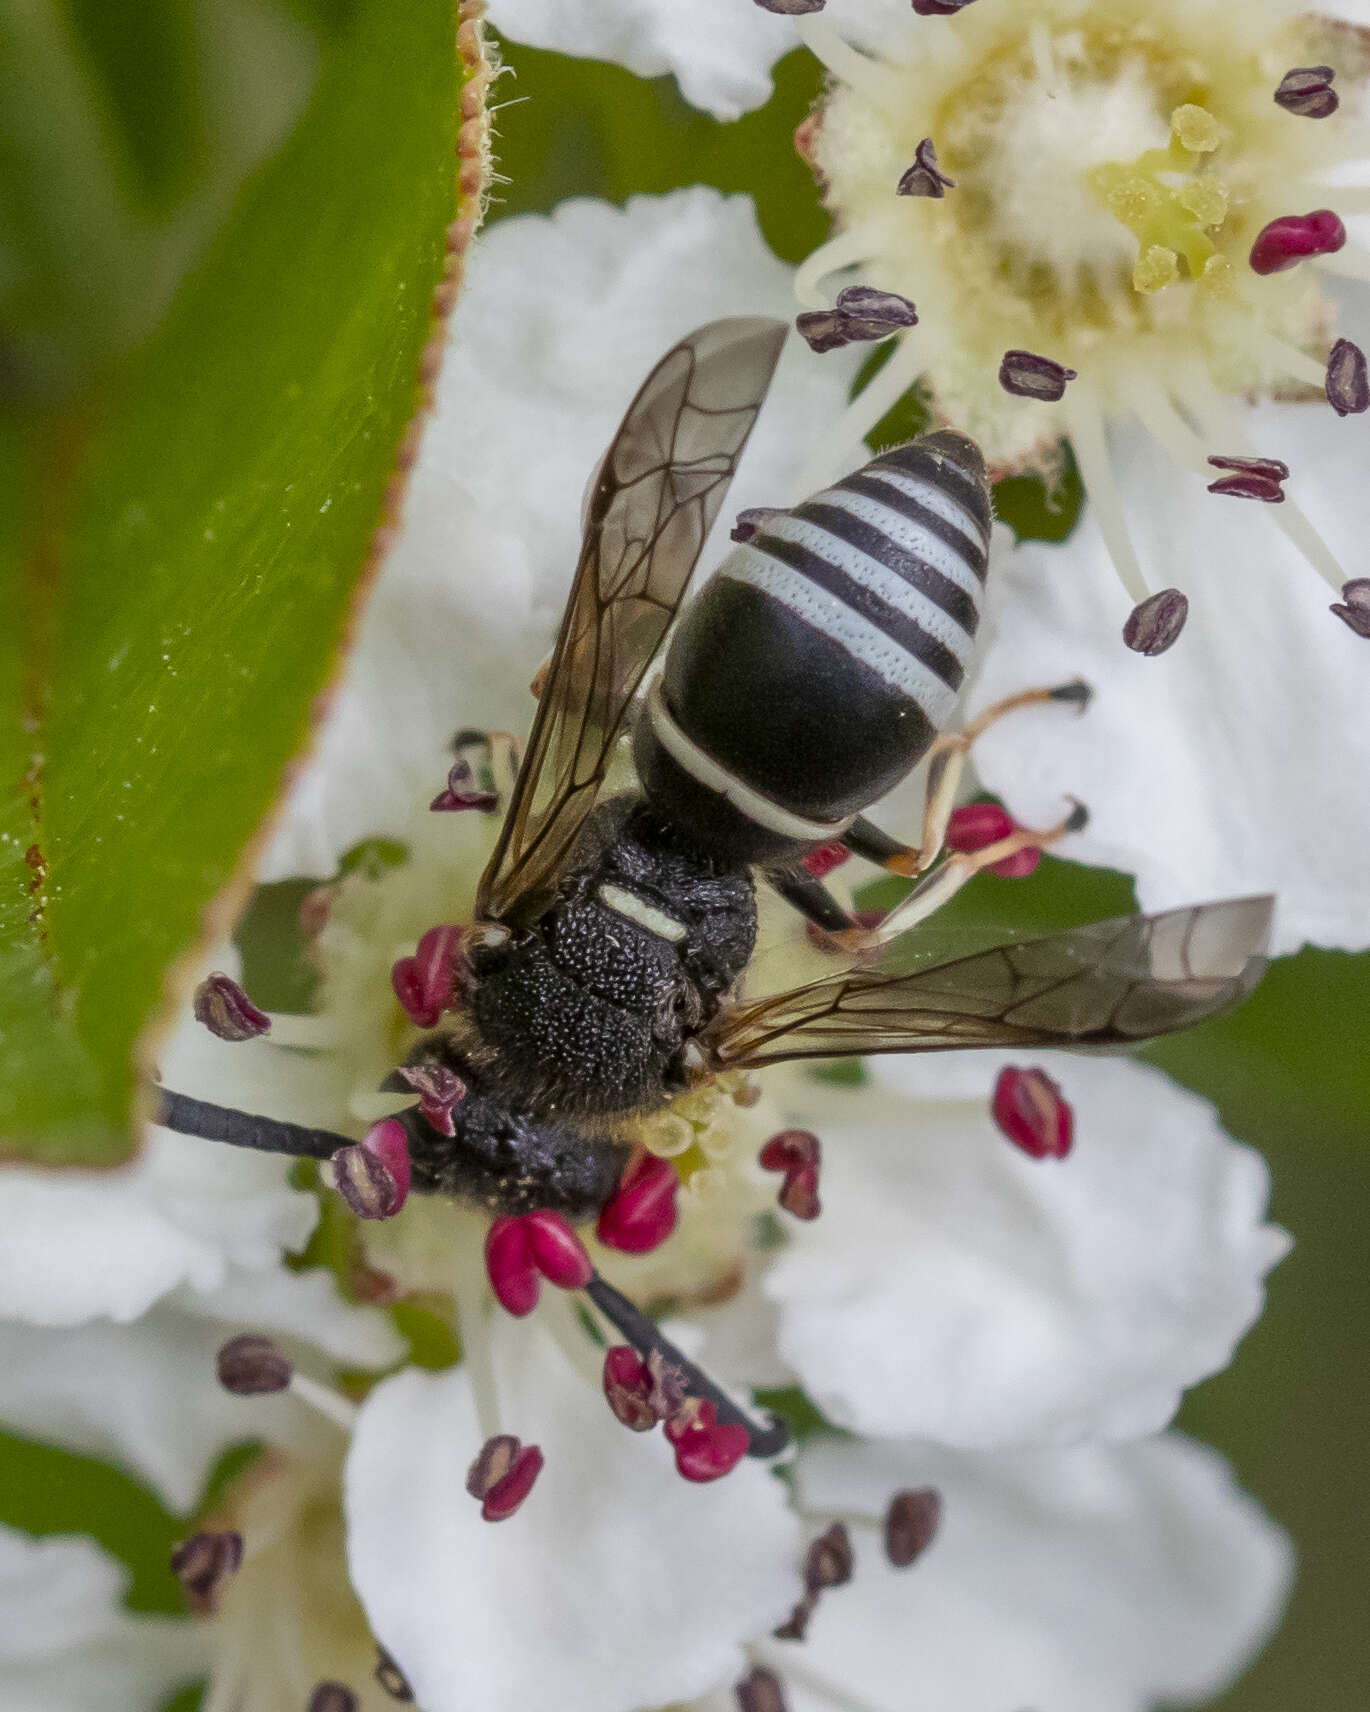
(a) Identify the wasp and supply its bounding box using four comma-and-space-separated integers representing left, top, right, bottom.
158, 318, 1271, 1459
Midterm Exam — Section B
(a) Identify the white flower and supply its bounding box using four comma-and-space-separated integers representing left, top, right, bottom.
0, 1266, 401, 1512
0, 1525, 201, 1712
716, 1429, 1293, 1712
262, 189, 860, 881
345, 1315, 802, 1712
784, 0, 1370, 947
485, 0, 799, 121
759, 1052, 1288, 1445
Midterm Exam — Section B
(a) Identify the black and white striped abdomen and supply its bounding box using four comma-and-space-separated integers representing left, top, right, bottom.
633, 429, 994, 867
721, 435, 989, 733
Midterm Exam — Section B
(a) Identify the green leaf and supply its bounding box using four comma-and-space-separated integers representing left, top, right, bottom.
0, 0, 486, 1163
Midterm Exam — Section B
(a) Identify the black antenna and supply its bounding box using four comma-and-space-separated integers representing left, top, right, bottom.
155, 1088, 347, 1161
585, 1272, 790, 1459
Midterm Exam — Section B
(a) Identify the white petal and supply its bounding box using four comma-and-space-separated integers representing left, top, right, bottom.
485, 0, 796, 120
0, 1525, 201, 1712
765, 1432, 1292, 1712
263, 190, 860, 877
0, 1268, 401, 1511
765, 1057, 1287, 1445
345, 1313, 801, 1712
971, 407, 1370, 952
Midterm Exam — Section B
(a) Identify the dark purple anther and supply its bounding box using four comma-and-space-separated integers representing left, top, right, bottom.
754, 0, 826, 10
1206, 454, 1289, 503
193, 973, 270, 1041
998, 349, 1077, 401
898, 137, 955, 197
736, 1666, 788, 1712
1331, 579, 1370, 638
884, 1486, 943, 1566
170, 1530, 244, 1613
216, 1333, 292, 1395
1274, 66, 1338, 119
1326, 338, 1369, 416
309, 1686, 359, 1712
430, 756, 499, 813
797, 286, 918, 353
466, 1434, 545, 1521
912, 0, 979, 12
1249, 209, 1345, 274
1123, 588, 1189, 656
398, 1062, 467, 1137
731, 506, 784, 544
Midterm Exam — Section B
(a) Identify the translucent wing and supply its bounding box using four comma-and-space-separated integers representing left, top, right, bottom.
476, 316, 787, 926
703, 898, 1274, 1069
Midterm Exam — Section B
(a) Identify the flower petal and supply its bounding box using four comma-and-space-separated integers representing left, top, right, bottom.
0, 991, 327, 1327
765, 1057, 1287, 1445
764, 1431, 1292, 1712
971, 409, 1370, 952
0, 1525, 201, 1711
262, 190, 859, 878
0, 1268, 401, 1511
484, 0, 797, 119
345, 1313, 801, 1712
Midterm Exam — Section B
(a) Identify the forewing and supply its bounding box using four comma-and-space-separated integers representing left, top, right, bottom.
704, 898, 1274, 1069
476, 316, 787, 925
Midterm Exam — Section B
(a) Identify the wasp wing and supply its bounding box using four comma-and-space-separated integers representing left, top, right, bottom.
476, 317, 787, 926
703, 897, 1273, 1069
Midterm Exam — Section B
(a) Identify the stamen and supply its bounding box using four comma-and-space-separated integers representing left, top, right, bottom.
1206, 453, 1289, 503
797, 287, 918, 354
665, 1399, 751, 1483
596, 1152, 680, 1254
1331, 579, 1370, 638
1326, 338, 1369, 416
736, 1665, 789, 1712
946, 803, 1041, 878
375, 1649, 415, 1702
602, 1345, 658, 1430
732, 506, 785, 544
912, 0, 979, 12
759, 1129, 822, 1221
805, 1521, 855, 1591
309, 1686, 359, 1712
793, 15, 903, 102
1274, 66, 1338, 120
193, 973, 271, 1041
330, 1119, 411, 1220
1249, 209, 1346, 275
485, 1211, 594, 1315
755, 0, 825, 10
466, 1433, 545, 1521
897, 138, 954, 198
397, 1062, 467, 1136
170, 1530, 244, 1614
1063, 387, 1149, 604
884, 1487, 943, 1566
390, 924, 465, 1027
998, 349, 1077, 402
216, 1334, 292, 1395
429, 756, 499, 813
992, 1066, 1074, 1160
801, 841, 851, 879
1123, 589, 1189, 656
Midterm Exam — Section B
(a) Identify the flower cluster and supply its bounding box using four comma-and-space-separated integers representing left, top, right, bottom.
5, 2, 1355, 1705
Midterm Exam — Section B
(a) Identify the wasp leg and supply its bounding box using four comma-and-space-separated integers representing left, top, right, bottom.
844, 679, 1091, 881
767, 869, 860, 935
583, 1272, 790, 1459
832, 801, 1088, 952
154, 1088, 348, 1160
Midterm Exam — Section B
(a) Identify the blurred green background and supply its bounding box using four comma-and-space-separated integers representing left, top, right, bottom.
0, 9, 1366, 1709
